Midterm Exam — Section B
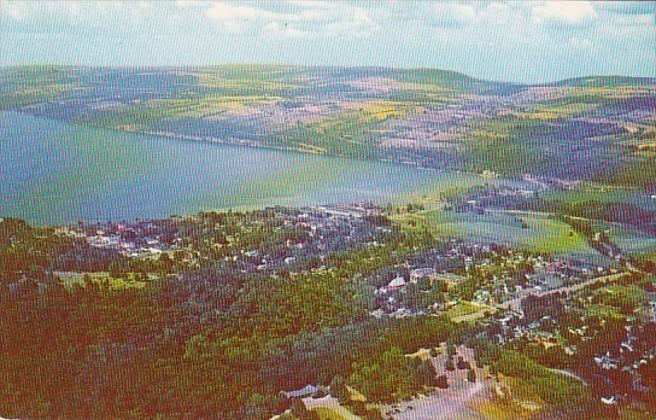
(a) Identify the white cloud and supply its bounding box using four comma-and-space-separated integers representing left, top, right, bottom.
206, 3, 282, 22
321, 7, 375, 39
2, 0, 653, 81
205, 1, 377, 38
532, 1, 597, 25
263, 21, 308, 38
0, 0, 28, 20
1, 1, 157, 25
174, 0, 210, 8
431, 2, 477, 24
286, 0, 334, 10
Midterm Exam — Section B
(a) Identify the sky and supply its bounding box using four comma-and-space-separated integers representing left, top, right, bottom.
0, 0, 654, 83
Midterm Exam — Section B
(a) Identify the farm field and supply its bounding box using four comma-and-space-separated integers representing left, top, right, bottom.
3, 65, 654, 188
405, 209, 593, 256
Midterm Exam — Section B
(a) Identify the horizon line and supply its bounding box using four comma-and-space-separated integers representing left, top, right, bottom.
2, 62, 656, 86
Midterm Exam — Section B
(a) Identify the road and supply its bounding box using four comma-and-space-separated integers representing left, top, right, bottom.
496, 271, 630, 311
392, 381, 488, 420
547, 368, 587, 385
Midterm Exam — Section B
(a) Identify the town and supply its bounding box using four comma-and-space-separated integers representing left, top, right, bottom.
3, 194, 654, 419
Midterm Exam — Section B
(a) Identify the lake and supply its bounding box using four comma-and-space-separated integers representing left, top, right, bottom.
1, 111, 490, 225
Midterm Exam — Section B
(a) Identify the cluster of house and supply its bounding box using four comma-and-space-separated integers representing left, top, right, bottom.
487, 275, 656, 407
73, 220, 178, 258
74, 204, 391, 273
235, 204, 394, 273
592, 322, 656, 405
367, 234, 612, 320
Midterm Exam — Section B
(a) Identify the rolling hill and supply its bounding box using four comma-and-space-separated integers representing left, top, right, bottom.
2, 65, 654, 188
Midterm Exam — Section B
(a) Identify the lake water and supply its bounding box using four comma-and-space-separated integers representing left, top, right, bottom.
1, 111, 488, 225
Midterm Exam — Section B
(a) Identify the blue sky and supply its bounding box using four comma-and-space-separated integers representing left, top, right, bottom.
1, 0, 654, 83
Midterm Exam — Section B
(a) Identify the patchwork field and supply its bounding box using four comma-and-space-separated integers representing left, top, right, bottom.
3, 65, 654, 188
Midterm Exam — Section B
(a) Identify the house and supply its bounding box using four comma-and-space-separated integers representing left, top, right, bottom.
594, 353, 618, 370
281, 384, 318, 399
410, 267, 436, 283
601, 396, 617, 405
388, 276, 406, 289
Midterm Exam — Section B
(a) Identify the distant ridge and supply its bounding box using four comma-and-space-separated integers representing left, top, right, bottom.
2, 63, 654, 87
1, 65, 654, 188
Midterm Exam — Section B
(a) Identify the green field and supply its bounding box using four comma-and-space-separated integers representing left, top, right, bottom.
57, 271, 148, 290
408, 209, 592, 255
312, 407, 350, 420
446, 301, 496, 323
604, 224, 656, 256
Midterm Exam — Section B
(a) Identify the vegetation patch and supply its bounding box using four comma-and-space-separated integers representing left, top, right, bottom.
414, 209, 591, 255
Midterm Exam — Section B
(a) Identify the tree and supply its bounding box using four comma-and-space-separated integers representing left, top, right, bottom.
457, 356, 470, 370
446, 341, 457, 357
28, 265, 46, 282
349, 347, 425, 402
349, 401, 368, 416
417, 277, 431, 291
330, 375, 349, 403
158, 252, 174, 272
215, 232, 229, 245
418, 359, 438, 387
364, 411, 385, 420
433, 280, 448, 293
108, 260, 126, 278
83, 273, 93, 288
474, 355, 483, 369
290, 398, 314, 420
403, 283, 420, 311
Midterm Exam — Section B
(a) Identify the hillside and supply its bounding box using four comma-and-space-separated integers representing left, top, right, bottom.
2, 65, 655, 188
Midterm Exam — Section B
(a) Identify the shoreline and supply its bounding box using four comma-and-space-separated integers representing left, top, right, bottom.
7, 109, 485, 177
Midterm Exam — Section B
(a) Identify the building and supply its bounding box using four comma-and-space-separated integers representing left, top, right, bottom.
281, 384, 318, 399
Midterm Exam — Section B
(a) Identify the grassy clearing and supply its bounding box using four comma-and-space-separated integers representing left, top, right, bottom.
88, 94, 278, 129
447, 301, 496, 323
474, 374, 543, 419
313, 407, 348, 420
57, 271, 148, 290
410, 209, 590, 255
404, 347, 436, 361
304, 397, 361, 420
197, 73, 297, 93
346, 386, 367, 403
593, 284, 649, 309
541, 186, 656, 210
583, 303, 626, 321
271, 112, 378, 157
512, 102, 595, 121
526, 217, 589, 254
344, 100, 420, 122
475, 400, 535, 420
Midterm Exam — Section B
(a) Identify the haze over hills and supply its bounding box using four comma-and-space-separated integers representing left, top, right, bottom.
2, 65, 655, 189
